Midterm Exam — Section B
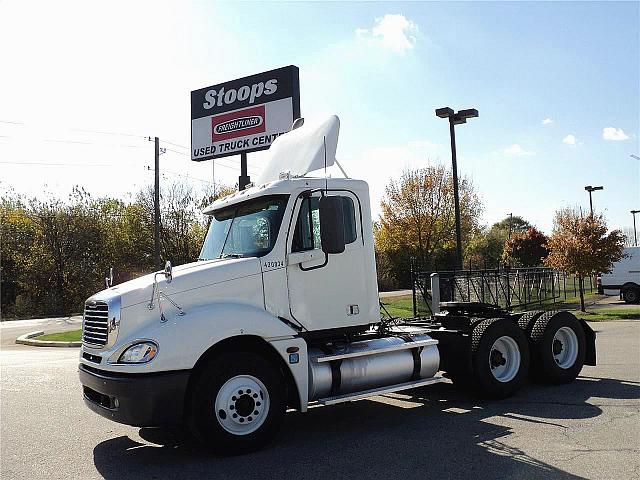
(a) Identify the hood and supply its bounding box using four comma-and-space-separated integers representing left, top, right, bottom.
102, 257, 262, 309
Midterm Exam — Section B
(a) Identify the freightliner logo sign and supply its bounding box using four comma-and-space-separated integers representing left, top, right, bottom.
191, 65, 300, 161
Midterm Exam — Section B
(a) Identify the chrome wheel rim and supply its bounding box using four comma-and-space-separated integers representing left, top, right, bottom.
215, 375, 269, 435
489, 336, 521, 383
553, 327, 579, 369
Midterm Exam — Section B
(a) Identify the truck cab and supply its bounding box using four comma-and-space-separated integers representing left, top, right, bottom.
79, 116, 595, 454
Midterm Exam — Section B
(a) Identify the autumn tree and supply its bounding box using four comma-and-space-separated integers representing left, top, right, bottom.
465, 215, 531, 268
545, 208, 625, 312
375, 165, 482, 287
503, 227, 549, 267
0, 181, 233, 319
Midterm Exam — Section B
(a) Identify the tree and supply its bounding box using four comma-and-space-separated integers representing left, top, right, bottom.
503, 227, 549, 267
545, 208, 625, 312
465, 215, 533, 268
0, 181, 233, 319
375, 165, 482, 287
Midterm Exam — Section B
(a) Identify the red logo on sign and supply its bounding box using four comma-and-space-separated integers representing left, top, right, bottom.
212, 105, 266, 142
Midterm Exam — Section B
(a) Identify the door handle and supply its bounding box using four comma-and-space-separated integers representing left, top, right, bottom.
288, 250, 322, 266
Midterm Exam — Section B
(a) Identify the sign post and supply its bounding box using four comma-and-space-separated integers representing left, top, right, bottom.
191, 66, 300, 190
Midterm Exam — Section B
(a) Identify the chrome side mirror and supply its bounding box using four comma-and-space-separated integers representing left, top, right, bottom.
164, 261, 173, 284
105, 267, 113, 288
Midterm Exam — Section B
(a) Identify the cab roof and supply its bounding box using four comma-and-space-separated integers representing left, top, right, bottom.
202, 176, 368, 215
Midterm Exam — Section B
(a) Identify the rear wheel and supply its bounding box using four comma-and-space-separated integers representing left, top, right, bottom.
622, 287, 639, 304
528, 311, 586, 384
188, 352, 285, 455
452, 318, 529, 399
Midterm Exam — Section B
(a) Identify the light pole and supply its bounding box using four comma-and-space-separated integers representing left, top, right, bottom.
507, 212, 513, 239
632, 210, 640, 246
436, 107, 479, 269
584, 185, 603, 216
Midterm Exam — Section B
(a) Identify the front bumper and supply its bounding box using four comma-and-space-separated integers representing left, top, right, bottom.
78, 363, 190, 427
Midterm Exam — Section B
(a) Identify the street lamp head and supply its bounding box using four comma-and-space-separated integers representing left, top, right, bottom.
632, 210, 640, 214
593, 186, 604, 191
457, 108, 479, 119
435, 107, 454, 118
451, 116, 467, 125
585, 185, 604, 192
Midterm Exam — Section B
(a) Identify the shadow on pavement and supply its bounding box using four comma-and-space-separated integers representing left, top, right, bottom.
93, 376, 640, 480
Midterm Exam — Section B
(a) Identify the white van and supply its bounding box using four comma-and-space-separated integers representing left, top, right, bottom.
600, 246, 640, 303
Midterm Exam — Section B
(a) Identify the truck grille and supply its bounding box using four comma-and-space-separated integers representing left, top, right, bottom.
83, 301, 109, 346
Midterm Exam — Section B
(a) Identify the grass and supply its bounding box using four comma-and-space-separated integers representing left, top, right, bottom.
380, 295, 424, 318
36, 330, 82, 342
571, 308, 640, 322
380, 294, 640, 322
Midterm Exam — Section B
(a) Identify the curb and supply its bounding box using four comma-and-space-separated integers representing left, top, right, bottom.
15, 330, 81, 348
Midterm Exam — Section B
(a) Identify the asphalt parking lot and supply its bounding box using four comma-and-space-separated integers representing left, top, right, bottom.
1, 320, 639, 480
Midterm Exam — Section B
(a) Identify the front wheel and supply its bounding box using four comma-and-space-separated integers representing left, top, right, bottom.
188, 352, 285, 455
622, 287, 639, 304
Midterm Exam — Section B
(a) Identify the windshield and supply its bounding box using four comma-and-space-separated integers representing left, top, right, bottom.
199, 195, 289, 260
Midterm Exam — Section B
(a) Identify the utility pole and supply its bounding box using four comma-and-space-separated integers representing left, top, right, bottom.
508, 212, 513, 239
449, 120, 463, 270
154, 137, 161, 270
148, 136, 166, 270
632, 210, 640, 246
435, 107, 479, 270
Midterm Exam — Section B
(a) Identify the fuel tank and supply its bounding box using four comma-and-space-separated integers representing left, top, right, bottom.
308, 334, 440, 401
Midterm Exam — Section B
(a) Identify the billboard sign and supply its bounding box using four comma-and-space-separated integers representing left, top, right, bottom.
191, 65, 300, 161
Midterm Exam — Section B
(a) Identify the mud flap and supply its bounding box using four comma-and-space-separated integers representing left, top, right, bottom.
579, 319, 597, 366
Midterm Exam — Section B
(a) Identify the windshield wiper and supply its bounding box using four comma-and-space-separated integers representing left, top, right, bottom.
220, 253, 244, 259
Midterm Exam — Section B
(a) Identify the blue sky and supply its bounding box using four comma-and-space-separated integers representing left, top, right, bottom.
1, 1, 638, 234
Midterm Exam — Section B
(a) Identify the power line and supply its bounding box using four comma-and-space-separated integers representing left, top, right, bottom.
0, 160, 116, 167
144, 166, 214, 185
160, 139, 189, 150
161, 147, 260, 175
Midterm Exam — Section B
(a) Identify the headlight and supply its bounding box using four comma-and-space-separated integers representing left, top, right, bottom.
118, 342, 158, 363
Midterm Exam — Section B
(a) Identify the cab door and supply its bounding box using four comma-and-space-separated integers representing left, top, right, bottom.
286, 190, 369, 332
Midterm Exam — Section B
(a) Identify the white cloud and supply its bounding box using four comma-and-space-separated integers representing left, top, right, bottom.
504, 144, 535, 156
602, 127, 629, 141
542, 118, 553, 125
356, 14, 418, 53
563, 134, 577, 145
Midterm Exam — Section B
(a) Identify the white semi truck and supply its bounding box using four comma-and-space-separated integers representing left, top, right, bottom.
79, 116, 596, 454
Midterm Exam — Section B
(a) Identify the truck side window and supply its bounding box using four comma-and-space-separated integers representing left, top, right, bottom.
342, 196, 357, 244
292, 195, 357, 252
292, 196, 319, 252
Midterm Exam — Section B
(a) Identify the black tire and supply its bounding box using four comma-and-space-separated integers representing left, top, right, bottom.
516, 310, 545, 332
622, 287, 640, 304
528, 311, 586, 384
451, 318, 529, 399
188, 352, 285, 455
